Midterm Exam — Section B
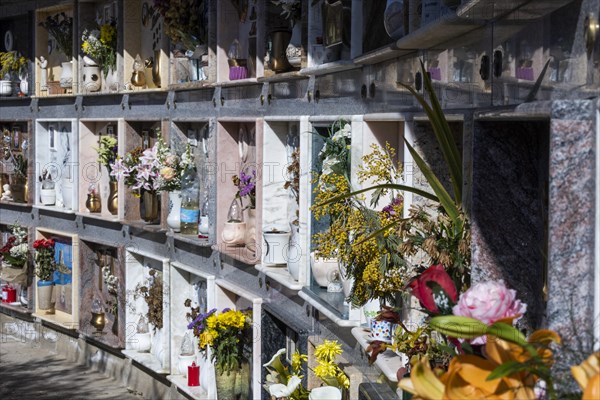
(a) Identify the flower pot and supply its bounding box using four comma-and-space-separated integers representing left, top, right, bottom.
178, 353, 197, 377
263, 229, 291, 265
370, 318, 393, 343
222, 222, 246, 245
310, 252, 339, 287
215, 358, 251, 400
36, 280, 55, 311
141, 191, 159, 223
167, 191, 182, 232
82, 64, 101, 92
0, 80, 12, 96
40, 188, 56, 205
244, 208, 256, 251
60, 62, 73, 89
108, 181, 118, 215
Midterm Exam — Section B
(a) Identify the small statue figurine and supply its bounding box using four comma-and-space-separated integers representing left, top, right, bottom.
1, 184, 12, 201
39, 56, 48, 91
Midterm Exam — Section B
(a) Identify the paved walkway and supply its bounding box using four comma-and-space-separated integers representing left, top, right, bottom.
0, 318, 144, 400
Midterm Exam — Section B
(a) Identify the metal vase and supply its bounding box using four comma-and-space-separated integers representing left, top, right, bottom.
108, 181, 118, 215
270, 30, 293, 73
152, 50, 161, 88
141, 191, 159, 223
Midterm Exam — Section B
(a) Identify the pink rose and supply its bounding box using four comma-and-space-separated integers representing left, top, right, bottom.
453, 280, 527, 325
165, 155, 179, 167
160, 167, 176, 181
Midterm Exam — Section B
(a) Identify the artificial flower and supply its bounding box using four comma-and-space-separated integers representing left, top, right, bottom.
571, 352, 600, 399
408, 264, 458, 314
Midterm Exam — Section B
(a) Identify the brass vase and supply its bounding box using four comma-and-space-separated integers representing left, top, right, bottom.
91, 311, 106, 334
131, 70, 146, 87
152, 50, 161, 88
141, 191, 159, 223
108, 181, 118, 215
86, 194, 101, 213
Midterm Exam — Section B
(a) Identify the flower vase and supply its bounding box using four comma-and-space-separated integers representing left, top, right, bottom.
270, 30, 293, 73
36, 280, 55, 311
141, 191, 159, 223
61, 178, 73, 210
60, 62, 73, 89
10, 178, 27, 203
103, 68, 119, 92
167, 191, 182, 232
287, 226, 301, 280
263, 229, 291, 265
215, 358, 251, 400
19, 78, 28, 96
108, 181, 118, 215
244, 208, 256, 251
82, 64, 101, 92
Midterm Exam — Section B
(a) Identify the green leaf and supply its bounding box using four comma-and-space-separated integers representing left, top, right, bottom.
405, 140, 460, 225
398, 61, 463, 204
430, 316, 488, 339
487, 360, 529, 381
314, 183, 439, 207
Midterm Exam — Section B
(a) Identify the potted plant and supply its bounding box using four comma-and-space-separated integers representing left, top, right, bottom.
188, 307, 253, 399
0, 51, 28, 96
38, 167, 56, 205
39, 12, 74, 89
0, 224, 29, 286
95, 134, 118, 214
33, 238, 57, 311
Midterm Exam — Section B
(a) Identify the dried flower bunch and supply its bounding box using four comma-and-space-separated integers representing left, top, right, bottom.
39, 12, 73, 59
0, 224, 28, 268
153, 0, 208, 49
134, 269, 163, 330
33, 238, 56, 281
271, 0, 302, 24
285, 148, 300, 225
38, 167, 55, 189
81, 20, 117, 75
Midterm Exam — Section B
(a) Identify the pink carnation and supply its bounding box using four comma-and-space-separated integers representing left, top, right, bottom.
453, 280, 527, 325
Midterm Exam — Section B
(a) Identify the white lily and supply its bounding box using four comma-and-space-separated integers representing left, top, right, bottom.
269, 375, 302, 398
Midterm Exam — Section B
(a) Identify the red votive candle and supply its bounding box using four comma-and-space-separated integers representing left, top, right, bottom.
188, 361, 200, 386
6, 285, 17, 303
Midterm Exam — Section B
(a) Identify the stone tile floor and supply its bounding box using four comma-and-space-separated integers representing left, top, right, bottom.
0, 317, 144, 400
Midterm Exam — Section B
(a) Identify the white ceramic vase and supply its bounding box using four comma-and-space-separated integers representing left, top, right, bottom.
40, 188, 56, 205
222, 222, 246, 245
263, 230, 291, 265
244, 208, 256, 251
309, 386, 342, 400
310, 252, 340, 287
60, 61, 73, 89
167, 191, 182, 232
177, 354, 197, 377
287, 227, 301, 280
82, 64, 101, 92
0, 80, 12, 96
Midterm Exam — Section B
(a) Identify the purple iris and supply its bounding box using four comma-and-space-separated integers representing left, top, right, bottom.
382, 196, 403, 218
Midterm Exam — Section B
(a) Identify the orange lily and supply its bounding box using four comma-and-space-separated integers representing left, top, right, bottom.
571, 352, 600, 400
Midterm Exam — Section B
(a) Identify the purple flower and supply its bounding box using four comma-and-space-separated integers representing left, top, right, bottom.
382, 195, 403, 218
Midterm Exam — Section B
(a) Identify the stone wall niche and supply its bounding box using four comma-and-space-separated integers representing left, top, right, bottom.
471, 119, 550, 332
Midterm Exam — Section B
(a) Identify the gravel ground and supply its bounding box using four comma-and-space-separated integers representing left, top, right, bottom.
0, 319, 144, 400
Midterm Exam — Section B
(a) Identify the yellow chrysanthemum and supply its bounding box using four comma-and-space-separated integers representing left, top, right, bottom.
206, 314, 217, 330
313, 361, 337, 379
292, 351, 308, 373
315, 340, 343, 362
